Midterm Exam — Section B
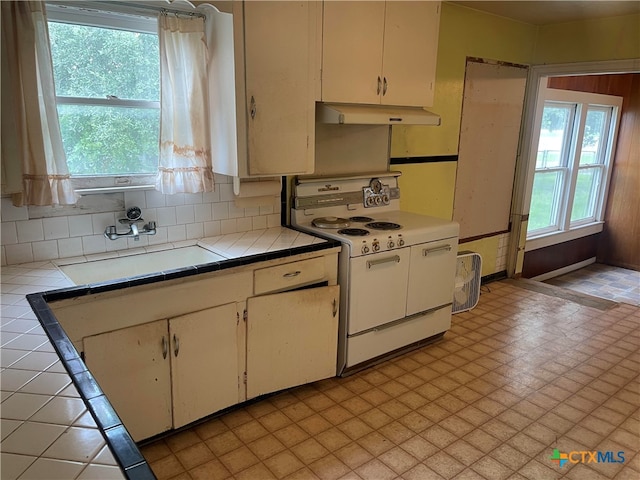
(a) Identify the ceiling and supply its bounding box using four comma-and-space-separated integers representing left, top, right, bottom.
449, 1, 640, 25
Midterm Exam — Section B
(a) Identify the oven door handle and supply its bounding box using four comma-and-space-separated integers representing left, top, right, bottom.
422, 245, 452, 256
366, 255, 400, 268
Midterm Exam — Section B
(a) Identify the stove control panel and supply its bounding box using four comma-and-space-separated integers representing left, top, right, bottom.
360, 234, 405, 255
363, 185, 390, 208
362, 179, 400, 209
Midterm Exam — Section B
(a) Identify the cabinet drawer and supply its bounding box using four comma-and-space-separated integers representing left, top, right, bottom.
254, 257, 326, 295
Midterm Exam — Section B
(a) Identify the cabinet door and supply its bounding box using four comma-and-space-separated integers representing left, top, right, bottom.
246, 285, 339, 399
381, 1, 440, 106
321, 1, 385, 104
243, 1, 315, 175
170, 303, 240, 429
84, 321, 172, 442
406, 239, 457, 316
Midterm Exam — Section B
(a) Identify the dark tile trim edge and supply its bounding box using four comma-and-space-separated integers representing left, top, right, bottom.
390, 155, 458, 164
27, 292, 154, 480
25, 239, 341, 480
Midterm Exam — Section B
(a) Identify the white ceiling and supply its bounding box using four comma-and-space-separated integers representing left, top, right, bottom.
448, 1, 640, 25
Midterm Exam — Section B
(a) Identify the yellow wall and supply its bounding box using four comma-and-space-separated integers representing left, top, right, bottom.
391, 3, 537, 158
456, 237, 500, 278
534, 14, 640, 64
396, 162, 456, 219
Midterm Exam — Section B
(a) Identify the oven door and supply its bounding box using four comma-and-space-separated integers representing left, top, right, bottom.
348, 249, 410, 335
406, 238, 458, 316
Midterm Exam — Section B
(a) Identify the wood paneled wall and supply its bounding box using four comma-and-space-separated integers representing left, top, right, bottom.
523, 73, 639, 277
523, 234, 600, 279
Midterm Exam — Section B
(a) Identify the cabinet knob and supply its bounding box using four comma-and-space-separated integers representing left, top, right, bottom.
250, 96, 256, 119
161, 336, 168, 360
377, 76, 382, 96
332, 298, 338, 318
383, 77, 388, 95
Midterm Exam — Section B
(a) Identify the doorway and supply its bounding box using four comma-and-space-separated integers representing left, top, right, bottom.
508, 60, 640, 302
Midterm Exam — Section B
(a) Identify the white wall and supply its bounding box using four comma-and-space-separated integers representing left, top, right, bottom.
1, 174, 281, 266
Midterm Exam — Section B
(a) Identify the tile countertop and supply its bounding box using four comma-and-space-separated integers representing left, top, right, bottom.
0, 227, 340, 480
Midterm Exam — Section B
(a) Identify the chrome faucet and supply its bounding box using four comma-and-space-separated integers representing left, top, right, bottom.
104, 206, 157, 241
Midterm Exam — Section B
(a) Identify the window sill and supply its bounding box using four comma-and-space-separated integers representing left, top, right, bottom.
525, 222, 604, 252
75, 184, 156, 195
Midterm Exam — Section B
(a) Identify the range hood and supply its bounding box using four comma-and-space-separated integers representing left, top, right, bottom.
317, 102, 441, 126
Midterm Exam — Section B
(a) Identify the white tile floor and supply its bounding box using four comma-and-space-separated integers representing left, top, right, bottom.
0, 262, 124, 480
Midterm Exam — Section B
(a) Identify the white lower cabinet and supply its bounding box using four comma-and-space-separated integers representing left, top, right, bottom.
246, 285, 339, 399
170, 303, 240, 429
84, 303, 239, 441
74, 250, 340, 441
84, 321, 172, 441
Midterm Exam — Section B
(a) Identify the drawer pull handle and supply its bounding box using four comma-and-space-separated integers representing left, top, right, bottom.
422, 245, 452, 256
367, 255, 400, 268
332, 298, 338, 317
173, 334, 180, 357
161, 336, 168, 360
283, 271, 302, 278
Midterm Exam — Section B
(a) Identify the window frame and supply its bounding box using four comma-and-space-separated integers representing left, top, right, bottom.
525, 84, 622, 248
46, 2, 161, 192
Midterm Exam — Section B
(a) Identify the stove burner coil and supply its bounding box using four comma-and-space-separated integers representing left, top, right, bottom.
338, 228, 370, 236
349, 216, 374, 223
365, 221, 401, 230
312, 216, 350, 229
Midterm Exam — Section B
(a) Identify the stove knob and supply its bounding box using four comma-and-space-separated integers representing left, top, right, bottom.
397, 238, 405, 247
387, 240, 395, 249
374, 196, 382, 205
372, 241, 380, 252
361, 245, 370, 254
365, 196, 375, 207
382, 194, 389, 204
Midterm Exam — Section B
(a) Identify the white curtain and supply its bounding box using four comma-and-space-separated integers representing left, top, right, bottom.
0, 1, 76, 206
156, 13, 214, 194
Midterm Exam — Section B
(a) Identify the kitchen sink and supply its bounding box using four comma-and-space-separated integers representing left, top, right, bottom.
57, 246, 226, 285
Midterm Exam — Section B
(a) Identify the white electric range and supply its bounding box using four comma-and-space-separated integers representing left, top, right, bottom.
291, 172, 459, 375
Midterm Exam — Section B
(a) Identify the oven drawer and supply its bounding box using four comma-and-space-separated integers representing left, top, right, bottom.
254, 257, 326, 295
348, 249, 410, 335
347, 305, 452, 368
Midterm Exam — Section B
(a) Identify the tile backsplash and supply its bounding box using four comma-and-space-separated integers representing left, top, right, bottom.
1, 175, 281, 266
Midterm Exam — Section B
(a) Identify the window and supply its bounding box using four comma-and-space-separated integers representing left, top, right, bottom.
527, 86, 622, 240
46, 4, 160, 189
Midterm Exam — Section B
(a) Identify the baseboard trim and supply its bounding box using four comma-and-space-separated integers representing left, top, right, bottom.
531, 257, 596, 282
481, 271, 508, 284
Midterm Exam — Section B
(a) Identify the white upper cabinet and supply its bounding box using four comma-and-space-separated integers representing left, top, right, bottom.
322, 1, 441, 107
206, 1, 318, 178
321, 2, 385, 105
